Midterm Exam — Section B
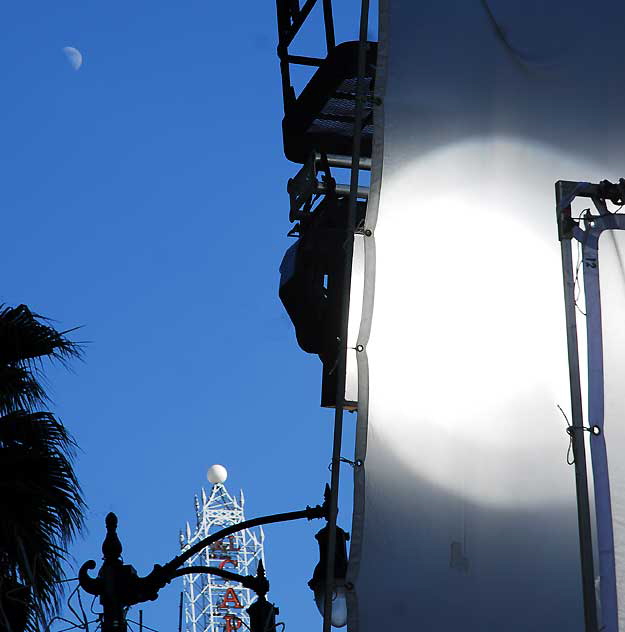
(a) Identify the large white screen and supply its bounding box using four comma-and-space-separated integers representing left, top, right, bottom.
593, 231, 625, 631
348, 2, 625, 630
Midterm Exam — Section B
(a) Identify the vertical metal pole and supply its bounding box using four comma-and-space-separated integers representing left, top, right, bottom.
322, 2, 369, 632
322, 0, 336, 53
276, 0, 295, 112
178, 592, 183, 632
139, 610, 143, 632
557, 185, 598, 632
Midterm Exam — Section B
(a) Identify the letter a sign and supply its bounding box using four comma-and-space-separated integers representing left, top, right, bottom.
219, 588, 243, 609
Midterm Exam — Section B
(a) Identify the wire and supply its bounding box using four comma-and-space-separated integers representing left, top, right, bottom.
557, 404, 575, 465
90, 595, 100, 615
231, 615, 251, 631
127, 618, 161, 632
327, 457, 355, 471
43, 615, 98, 632
77, 585, 90, 631
43, 616, 79, 632
57, 620, 99, 632
66, 584, 83, 626
55, 623, 83, 632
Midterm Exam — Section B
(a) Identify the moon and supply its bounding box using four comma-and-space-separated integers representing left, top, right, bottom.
62, 46, 83, 71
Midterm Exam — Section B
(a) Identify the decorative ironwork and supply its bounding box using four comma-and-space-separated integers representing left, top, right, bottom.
78, 488, 328, 632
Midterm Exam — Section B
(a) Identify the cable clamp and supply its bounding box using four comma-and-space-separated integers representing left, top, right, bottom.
566, 425, 601, 437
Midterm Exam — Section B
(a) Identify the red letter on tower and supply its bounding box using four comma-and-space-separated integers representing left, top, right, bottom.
224, 614, 242, 632
218, 588, 243, 609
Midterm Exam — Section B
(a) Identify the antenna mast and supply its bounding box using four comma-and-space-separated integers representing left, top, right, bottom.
179, 466, 265, 632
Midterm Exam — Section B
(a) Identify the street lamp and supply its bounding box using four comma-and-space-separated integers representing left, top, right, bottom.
308, 524, 350, 628
79, 488, 330, 632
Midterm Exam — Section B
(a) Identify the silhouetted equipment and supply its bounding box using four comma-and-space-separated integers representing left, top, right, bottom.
275, 0, 374, 409
279, 158, 366, 407
276, 0, 377, 163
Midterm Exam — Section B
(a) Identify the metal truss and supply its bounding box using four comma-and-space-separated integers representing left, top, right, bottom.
180, 484, 265, 632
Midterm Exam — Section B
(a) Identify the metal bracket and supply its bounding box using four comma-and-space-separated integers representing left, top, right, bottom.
287, 152, 335, 222
287, 151, 370, 225
556, 178, 625, 241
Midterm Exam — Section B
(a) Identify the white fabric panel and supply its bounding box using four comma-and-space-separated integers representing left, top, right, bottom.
348, 2, 625, 631
345, 235, 365, 405
584, 230, 625, 632
599, 233, 625, 631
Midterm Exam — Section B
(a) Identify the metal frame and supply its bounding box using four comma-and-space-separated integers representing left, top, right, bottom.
555, 178, 625, 632
322, 2, 370, 631
287, 152, 369, 227
274, 1, 374, 629
276, 0, 336, 112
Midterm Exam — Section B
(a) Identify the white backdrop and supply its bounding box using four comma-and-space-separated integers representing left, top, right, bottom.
599, 233, 625, 631
581, 227, 625, 632
347, 2, 625, 630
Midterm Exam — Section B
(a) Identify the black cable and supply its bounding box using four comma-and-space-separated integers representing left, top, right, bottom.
66, 583, 83, 627
127, 618, 161, 632
56, 622, 84, 632
57, 620, 99, 632
77, 585, 90, 631
43, 615, 95, 632
43, 615, 77, 632
328, 457, 356, 471
557, 404, 576, 465
231, 615, 251, 631
89, 595, 100, 615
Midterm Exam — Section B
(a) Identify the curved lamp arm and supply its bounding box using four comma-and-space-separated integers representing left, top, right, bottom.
171, 561, 269, 597
146, 485, 330, 588
79, 486, 329, 608
171, 498, 327, 570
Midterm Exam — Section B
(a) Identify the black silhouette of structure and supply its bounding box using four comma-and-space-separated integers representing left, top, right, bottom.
276, 0, 376, 408
275, 2, 376, 632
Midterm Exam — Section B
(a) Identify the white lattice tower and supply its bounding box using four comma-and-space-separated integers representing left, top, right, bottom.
179, 478, 265, 632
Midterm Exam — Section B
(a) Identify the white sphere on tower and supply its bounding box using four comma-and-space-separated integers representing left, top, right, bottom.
207, 464, 228, 484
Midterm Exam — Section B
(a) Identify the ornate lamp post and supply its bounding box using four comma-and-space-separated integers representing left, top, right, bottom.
79, 489, 330, 632
308, 524, 350, 628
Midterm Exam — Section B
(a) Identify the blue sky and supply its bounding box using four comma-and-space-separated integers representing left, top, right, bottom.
0, 1, 371, 630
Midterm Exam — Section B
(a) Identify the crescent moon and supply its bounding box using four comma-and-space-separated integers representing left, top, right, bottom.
62, 46, 83, 71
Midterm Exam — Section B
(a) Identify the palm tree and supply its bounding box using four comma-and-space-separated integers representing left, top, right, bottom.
0, 305, 85, 632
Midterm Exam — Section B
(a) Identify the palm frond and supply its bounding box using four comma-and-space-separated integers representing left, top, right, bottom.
0, 305, 82, 368
0, 367, 47, 417
0, 411, 85, 630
